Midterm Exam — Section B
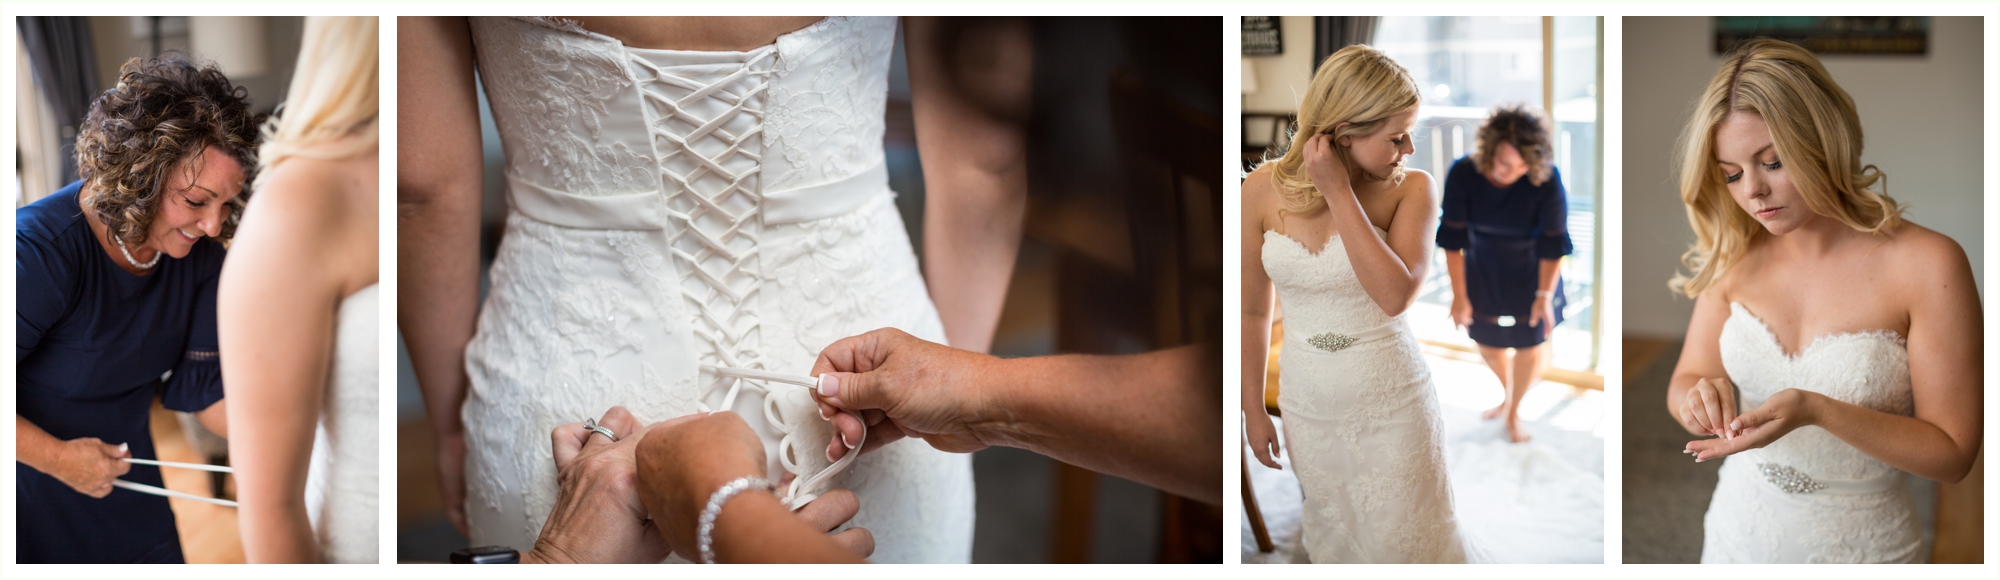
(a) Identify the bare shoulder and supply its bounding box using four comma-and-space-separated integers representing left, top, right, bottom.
1877, 221, 1974, 287
1396, 168, 1439, 205
1240, 164, 1280, 230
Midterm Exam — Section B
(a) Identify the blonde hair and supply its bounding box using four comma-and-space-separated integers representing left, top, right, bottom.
254, 16, 378, 191
1669, 38, 1899, 297
1268, 44, 1420, 216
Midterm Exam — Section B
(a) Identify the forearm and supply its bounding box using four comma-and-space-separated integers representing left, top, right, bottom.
712, 493, 865, 563
194, 400, 228, 439
1809, 393, 1980, 482
398, 15, 483, 439
239, 497, 320, 563
1445, 251, 1467, 299
1323, 186, 1419, 314
909, 16, 1029, 354
983, 346, 1223, 504
1240, 311, 1272, 416
15, 415, 64, 472
1536, 258, 1561, 294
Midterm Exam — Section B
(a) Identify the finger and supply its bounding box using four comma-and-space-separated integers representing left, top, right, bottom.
1697, 386, 1723, 435
1731, 405, 1769, 431
856, 420, 906, 454
551, 422, 588, 467
817, 401, 837, 421
1252, 440, 1280, 470
1684, 438, 1730, 462
793, 489, 861, 533
827, 527, 875, 559
810, 328, 894, 378
110, 456, 131, 477
1718, 386, 1738, 440
597, 406, 644, 440
816, 371, 883, 412
1686, 389, 1711, 432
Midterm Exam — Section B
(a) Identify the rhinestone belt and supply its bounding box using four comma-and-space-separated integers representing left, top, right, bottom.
1300, 319, 1403, 354
1757, 463, 1828, 494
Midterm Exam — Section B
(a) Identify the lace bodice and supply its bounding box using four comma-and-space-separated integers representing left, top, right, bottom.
1262, 228, 1397, 335
1719, 303, 1912, 481
470, 16, 893, 199
459, 16, 973, 562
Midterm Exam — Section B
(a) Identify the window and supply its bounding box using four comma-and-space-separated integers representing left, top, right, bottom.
1374, 16, 1603, 375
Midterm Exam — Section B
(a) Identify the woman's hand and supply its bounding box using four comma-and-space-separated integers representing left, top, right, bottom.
1301, 133, 1354, 200
524, 407, 673, 564
807, 327, 1001, 460
49, 438, 131, 498
1678, 376, 1741, 440
435, 430, 469, 536
633, 411, 770, 552
1685, 388, 1822, 462
1528, 294, 1556, 339
1449, 297, 1474, 330
1244, 412, 1283, 470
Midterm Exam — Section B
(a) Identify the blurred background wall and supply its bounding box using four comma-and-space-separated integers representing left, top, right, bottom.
394, 16, 1221, 563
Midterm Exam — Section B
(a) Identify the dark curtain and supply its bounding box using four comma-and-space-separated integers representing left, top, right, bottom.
1312, 16, 1380, 75
18, 16, 100, 184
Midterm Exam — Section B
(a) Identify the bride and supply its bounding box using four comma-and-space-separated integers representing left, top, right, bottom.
398, 17, 1024, 562
220, 16, 379, 563
1241, 44, 1467, 563
1665, 39, 1981, 564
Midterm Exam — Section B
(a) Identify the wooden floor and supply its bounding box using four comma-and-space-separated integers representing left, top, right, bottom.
147, 399, 244, 563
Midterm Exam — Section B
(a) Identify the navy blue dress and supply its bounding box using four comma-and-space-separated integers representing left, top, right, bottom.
1436, 157, 1573, 348
15, 182, 227, 563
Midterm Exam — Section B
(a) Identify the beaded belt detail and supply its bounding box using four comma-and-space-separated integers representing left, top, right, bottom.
1300, 319, 1403, 354
1757, 463, 1828, 494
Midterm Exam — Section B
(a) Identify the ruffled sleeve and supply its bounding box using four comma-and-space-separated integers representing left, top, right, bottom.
1435, 157, 1472, 250
162, 275, 224, 413
1536, 167, 1575, 260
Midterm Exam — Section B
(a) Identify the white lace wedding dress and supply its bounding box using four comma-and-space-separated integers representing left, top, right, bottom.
458, 16, 973, 562
1700, 303, 1923, 563
305, 284, 379, 563
1263, 227, 1469, 563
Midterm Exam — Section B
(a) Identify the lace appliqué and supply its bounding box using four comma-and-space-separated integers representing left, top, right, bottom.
764, 17, 893, 191
471, 17, 656, 195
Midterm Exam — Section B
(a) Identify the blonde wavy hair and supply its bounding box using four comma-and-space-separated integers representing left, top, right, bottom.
1268, 44, 1420, 216
1669, 38, 1899, 298
254, 16, 378, 191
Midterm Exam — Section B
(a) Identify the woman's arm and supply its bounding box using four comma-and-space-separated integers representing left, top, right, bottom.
1306, 136, 1434, 316
811, 329, 1223, 504
636, 412, 869, 563
15, 415, 131, 498
905, 16, 1030, 354
1666, 291, 1737, 438
1239, 171, 1282, 469
220, 163, 363, 563
396, 16, 484, 535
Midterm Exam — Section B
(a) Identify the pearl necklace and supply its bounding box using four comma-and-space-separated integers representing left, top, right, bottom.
115, 237, 161, 269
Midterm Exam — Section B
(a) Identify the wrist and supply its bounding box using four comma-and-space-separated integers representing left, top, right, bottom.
968, 355, 1031, 446
1795, 389, 1827, 426
521, 543, 575, 565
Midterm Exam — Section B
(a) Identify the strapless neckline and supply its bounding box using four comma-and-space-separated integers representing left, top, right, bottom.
1727, 302, 1906, 361
1263, 224, 1389, 258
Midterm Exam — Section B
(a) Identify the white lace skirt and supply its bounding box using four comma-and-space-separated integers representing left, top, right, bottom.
1277, 328, 1468, 563
462, 196, 974, 562
1700, 456, 1923, 563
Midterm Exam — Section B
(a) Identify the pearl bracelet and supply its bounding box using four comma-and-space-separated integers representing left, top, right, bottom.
698, 475, 775, 564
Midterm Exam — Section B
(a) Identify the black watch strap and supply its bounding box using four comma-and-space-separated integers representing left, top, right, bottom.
451, 545, 520, 564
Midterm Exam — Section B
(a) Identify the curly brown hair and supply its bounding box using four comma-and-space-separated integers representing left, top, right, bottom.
1472, 104, 1554, 187
74, 54, 262, 247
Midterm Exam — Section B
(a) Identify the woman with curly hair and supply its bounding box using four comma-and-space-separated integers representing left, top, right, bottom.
1666, 39, 1980, 563
1437, 104, 1573, 444
14, 55, 260, 563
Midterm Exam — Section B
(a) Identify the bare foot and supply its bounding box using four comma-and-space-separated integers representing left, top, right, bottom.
1481, 404, 1506, 420
1504, 417, 1532, 443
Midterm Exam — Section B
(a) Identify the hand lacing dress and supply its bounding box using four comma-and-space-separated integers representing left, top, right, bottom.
1700, 303, 1923, 563
459, 16, 972, 562
1263, 227, 1469, 563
